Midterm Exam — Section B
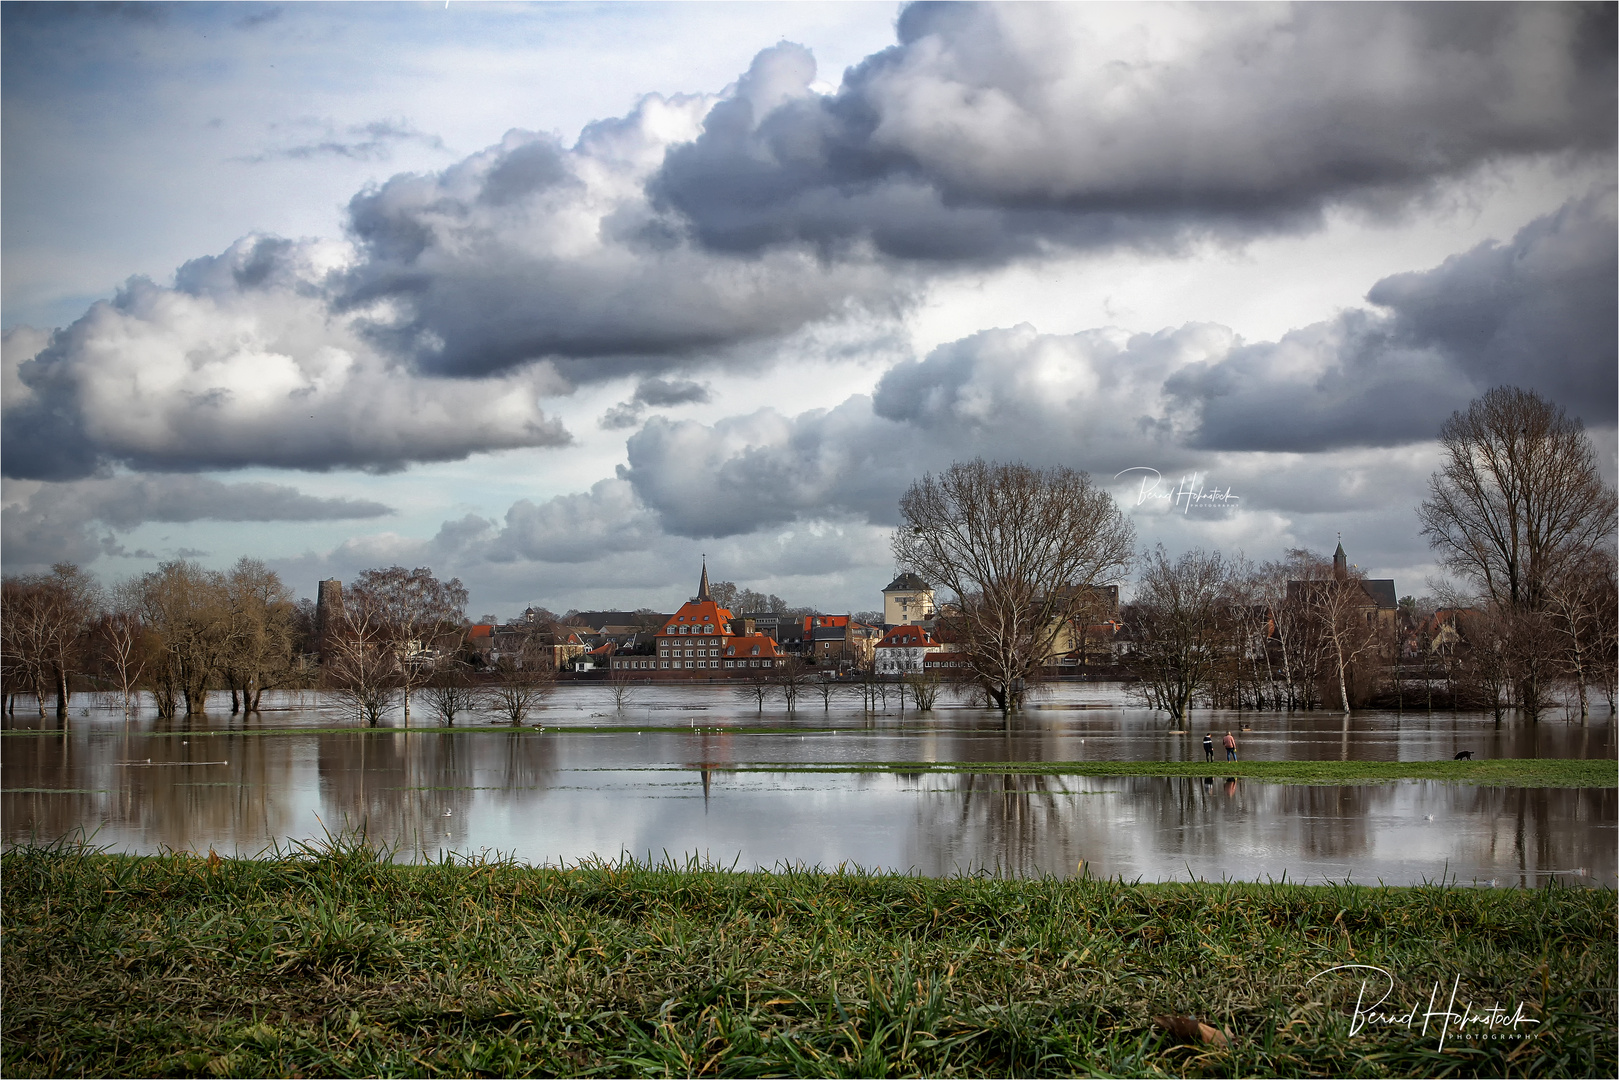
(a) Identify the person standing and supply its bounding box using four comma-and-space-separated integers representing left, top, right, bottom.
1223, 731, 1237, 761
1203, 732, 1214, 762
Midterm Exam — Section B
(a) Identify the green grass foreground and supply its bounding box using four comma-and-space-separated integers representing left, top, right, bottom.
715, 758, 1618, 788
2, 839, 1614, 1078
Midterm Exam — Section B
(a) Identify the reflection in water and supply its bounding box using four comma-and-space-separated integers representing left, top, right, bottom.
4, 688, 1614, 885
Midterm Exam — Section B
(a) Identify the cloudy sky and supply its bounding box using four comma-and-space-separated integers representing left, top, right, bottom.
4, 1, 1614, 617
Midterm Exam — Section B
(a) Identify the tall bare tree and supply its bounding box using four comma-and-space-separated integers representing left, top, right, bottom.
136, 561, 232, 716
3, 577, 53, 713
1305, 567, 1388, 714
1124, 547, 1234, 723
346, 566, 469, 725
222, 558, 298, 714
96, 579, 155, 717
1418, 386, 1618, 720
1, 564, 102, 717
487, 641, 556, 726
323, 602, 400, 726
1543, 551, 1615, 722
894, 460, 1133, 713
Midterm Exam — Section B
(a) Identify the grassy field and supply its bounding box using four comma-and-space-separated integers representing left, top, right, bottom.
2, 837, 1613, 1078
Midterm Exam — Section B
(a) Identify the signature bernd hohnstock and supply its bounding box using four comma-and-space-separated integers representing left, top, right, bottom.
1306, 964, 1539, 1050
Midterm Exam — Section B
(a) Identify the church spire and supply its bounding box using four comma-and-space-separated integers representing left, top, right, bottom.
698, 557, 711, 601
1333, 536, 1348, 582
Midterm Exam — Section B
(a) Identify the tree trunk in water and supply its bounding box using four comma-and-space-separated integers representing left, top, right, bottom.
230, 687, 241, 714
1334, 643, 1351, 714
54, 666, 69, 717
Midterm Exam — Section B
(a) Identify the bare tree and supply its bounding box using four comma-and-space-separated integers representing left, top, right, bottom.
607, 668, 640, 711
894, 460, 1134, 713
2, 577, 53, 714
736, 667, 774, 714
97, 580, 152, 717
488, 644, 557, 726
136, 561, 230, 716
902, 666, 943, 711
1124, 547, 1233, 723
1541, 551, 1614, 722
1418, 386, 1618, 720
1, 564, 102, 717
323, 603, 400, 726
221, 558, 298, 714
346, 566, 469, 725
1306, 568, 1387, 714
422, 662, 483, 726
771, 657, 813, 711
811, 672, 846, 712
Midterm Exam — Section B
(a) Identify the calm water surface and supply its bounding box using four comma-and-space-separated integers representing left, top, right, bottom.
5, 684, 1614, 886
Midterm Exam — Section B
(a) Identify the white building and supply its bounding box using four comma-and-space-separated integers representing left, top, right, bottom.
874, 624, 939, 675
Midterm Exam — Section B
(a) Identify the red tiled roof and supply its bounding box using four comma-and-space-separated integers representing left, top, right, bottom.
721, 633, 782, 658
662, 600, 734, 634
877, 625, 934, 648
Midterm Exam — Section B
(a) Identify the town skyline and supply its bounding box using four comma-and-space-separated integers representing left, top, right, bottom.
4, 2, 1614, 617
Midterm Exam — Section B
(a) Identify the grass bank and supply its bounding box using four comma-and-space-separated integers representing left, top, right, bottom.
2, 838, 1613, 1078
708, 758, 1617, 788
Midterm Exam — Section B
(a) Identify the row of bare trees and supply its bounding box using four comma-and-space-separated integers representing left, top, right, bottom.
1126, 547, 1436, 718
890, 389, 1613, 721
2, 559, 304, 718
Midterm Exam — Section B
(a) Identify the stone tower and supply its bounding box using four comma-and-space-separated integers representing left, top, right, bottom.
315, 578, 344, 657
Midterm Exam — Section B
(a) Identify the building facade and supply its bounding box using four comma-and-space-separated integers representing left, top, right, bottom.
882, 573, 935, 627
609, 564, 786, 678
874, 624, 939, 674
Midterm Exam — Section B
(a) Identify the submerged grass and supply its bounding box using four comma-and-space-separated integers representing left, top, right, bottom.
710, 758, 1618, 788
2, 835, 1613, 1078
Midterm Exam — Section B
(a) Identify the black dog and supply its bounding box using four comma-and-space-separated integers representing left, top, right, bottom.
1454, 750, 1474, 760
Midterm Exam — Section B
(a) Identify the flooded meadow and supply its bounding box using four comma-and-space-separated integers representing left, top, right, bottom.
4, 683, 1613, 886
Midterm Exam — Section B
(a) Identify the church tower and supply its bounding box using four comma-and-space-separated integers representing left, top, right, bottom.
697, 559, 712, 602
1333, 540, 1348, 582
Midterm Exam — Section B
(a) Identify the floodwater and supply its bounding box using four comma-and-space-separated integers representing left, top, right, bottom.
4, 684, 1614, 886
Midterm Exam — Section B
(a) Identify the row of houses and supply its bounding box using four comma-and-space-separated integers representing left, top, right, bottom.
317, 543, 1407, 683
597, 564, 1126, 681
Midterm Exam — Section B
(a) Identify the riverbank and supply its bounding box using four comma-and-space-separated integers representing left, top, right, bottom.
3, 839, 1613, 1078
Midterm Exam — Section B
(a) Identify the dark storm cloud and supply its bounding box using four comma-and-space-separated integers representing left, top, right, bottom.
1, 473, 392, 572
1170, 188, 1618, 451
6, 4, 1612, 484
653, 3, 1615, 263
620, 192, 1616, 538
331, 108, 899, 381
